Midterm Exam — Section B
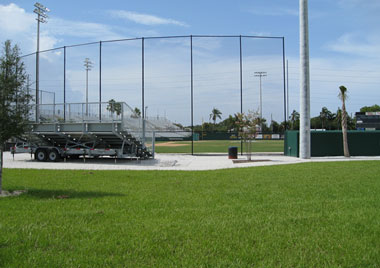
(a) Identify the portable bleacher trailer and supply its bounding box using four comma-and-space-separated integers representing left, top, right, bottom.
11, 102, 154, 161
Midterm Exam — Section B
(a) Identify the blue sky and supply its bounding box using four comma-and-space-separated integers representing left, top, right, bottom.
0, 0, 379, 124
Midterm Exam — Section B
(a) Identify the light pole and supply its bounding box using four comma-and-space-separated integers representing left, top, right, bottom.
254, 71, 267, 132
84, 58, 93, 116
33, 2, 49, 123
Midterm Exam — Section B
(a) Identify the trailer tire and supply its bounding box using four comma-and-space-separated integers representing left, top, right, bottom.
35, 149, 48, 162
48, 149, 61, 162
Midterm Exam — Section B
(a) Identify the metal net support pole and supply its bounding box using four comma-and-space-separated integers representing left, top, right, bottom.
191, 35, 194, 155
282, 37, 287, 131
142, 38, 145, 145
99, 41, 102, 122
63, 46, 66, 121
300, 0, 311, 159
240, 35, 243, 156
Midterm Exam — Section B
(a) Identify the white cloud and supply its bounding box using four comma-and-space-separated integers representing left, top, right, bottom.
0, 3, 36, 51
47, 18, 124, 41
326, 33, 380, 58
109, 10, 188, 27
0, 3, 34, 33
0, 3, 185, 56
0, 3, 128, 54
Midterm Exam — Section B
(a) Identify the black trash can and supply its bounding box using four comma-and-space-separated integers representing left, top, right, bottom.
228, 146, 238, 159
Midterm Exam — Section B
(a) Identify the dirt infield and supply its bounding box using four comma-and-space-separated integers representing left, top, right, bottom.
155, 142, 188, 147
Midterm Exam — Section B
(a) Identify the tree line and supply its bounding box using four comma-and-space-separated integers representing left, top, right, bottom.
188, 104, 380, 133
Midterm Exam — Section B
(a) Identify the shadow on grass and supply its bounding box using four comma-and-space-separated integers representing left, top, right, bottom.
23, 189, 124, 199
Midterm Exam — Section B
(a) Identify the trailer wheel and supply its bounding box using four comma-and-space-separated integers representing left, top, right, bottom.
48, 149, 61, 162
35, 149, 48, 162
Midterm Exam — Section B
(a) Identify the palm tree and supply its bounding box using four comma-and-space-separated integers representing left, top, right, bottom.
335, 108, 342, 130
320, 107, 333, 129
209, 108, 222, 125
256, 117, 267, 132
338, 86, 350, 157
106, 99, 122, 118
134, 107, 141, 117
290, 110, 300, 130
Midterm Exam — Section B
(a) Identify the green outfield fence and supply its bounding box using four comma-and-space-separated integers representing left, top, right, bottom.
285, 130, 380, 157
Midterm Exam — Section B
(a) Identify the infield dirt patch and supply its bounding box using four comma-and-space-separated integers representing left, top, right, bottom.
155, 142, 188, 147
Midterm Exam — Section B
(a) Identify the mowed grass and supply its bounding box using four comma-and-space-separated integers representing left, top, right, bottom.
1, 161, 380, 267
155, 139, 284, 153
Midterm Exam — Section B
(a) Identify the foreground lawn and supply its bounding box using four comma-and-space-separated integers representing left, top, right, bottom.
1, 161, 380, 267
155, 139, 284, 153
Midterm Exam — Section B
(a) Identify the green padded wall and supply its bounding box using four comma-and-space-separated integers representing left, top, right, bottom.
284, 131, 380, 157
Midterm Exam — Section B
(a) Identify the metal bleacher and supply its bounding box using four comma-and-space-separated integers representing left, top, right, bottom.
26, 102, 153, 158
24, 102, 190, 158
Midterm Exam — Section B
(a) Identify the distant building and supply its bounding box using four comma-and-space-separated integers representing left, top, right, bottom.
355, 112, 380, 130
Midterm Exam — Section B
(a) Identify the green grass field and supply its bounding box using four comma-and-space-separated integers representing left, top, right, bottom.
1, 162, 380, 267
155, 139, 284, 153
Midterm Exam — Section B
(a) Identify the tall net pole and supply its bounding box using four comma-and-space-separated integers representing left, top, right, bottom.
300, 0, 311, 159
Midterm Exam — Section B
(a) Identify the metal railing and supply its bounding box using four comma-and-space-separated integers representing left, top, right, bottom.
29, 102, 137, 122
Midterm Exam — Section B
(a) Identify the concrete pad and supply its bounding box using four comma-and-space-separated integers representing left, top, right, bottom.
3, 152, 380, 171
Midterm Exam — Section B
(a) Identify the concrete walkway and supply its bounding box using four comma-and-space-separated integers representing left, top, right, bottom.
3, 152, 380, 171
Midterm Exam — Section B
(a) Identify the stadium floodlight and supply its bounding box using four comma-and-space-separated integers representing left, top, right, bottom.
254, 71, 267, 132
34, 2, 50, 12
34, 2, 50, 123
34, 9, 48, 19
84, 58, 93, 116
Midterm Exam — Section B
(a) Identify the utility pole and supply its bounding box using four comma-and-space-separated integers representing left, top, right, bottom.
33, 2, 49, 123
84, 58, 93, 117
300, 0, 311, 159
254, 71, 267, 132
